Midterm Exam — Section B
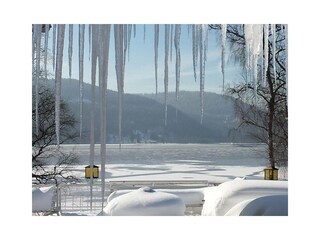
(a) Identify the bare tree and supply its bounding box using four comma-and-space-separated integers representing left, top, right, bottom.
210, 24, 288, 170
32, 85, 79, 185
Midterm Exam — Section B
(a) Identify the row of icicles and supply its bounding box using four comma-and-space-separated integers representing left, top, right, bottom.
32, 24, 285, 210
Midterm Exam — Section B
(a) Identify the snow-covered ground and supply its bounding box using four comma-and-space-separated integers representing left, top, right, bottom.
32, 143, 289, 217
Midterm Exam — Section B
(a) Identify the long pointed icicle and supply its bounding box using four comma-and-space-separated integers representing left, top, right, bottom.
44, 24, 49, 80
199, 25, 206, 125
244, 24, 253, 84
220, 24, 227, 92
127, 24, 132, 61
88, 24, 92, 61
154, 24, 159, 94
263, 24, 269, 86
98, 24, 111, 212
35, 25, 42, 136
192, 25, 198, 82
284, 24, 288, 97
272, 24, 277, 81
170, 24, 173, 61
68, 24, 73, 79
174, 24, 181, 101
164, 25, 170, 126
52, 24, 56, 71
114, 24, 125, 150
89, 24, 98, 210
252, 24, 263, 100
55, 24, 66, 148
78, 24, 85, 139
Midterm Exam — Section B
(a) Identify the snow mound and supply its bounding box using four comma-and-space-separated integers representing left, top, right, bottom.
201, 180, 288, 216
32, 186, 56, 212
107, 188, 204, 206
102, 186, 185, 216
225, 195, 288, 216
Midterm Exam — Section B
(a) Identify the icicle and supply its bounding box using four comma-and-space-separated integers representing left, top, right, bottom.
98, 24, 111, 212
78, 24, 85, 139
188, 24, 190, 37
154, 24, 159, 94
144, 24, 146, 43
114, 24, 125, 150
88, 24, 91, 61
133, 24, 136, 38
55, 24, 66, 148
52, 24, 56, 71
199, 25, 206, 125
68, 24, 73, 79
220, 24, 227, 92
284, 24, 288, 97
174, 24, 181, 101
127, 24, 132, 61
170, 24, 173, 61
244, 24, 253, 81
263, 24, 269, 85
123, 24, 128, 64
192, 25, 199, 82
272, 24, 277, 81
164, 24, 169, 126
44, 24, 49, 80
89, 24, 99, 210
34, 25, 42, 136
252, 24, 263, 100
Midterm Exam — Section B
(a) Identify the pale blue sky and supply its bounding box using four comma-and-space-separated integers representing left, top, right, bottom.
47, 24, 241, 94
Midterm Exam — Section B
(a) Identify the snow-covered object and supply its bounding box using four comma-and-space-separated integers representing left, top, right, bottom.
32, 186, 56, 212
107, 188, 204, 206
225, 195, 288, 216
103, 187, 185, 216
201, 180, 288, 216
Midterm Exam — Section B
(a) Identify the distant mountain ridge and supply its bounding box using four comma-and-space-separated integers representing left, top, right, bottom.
39, 78, 253, 143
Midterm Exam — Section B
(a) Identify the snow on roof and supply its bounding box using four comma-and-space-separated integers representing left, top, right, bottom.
201, 179, 288, 216
101, 186, 186, 216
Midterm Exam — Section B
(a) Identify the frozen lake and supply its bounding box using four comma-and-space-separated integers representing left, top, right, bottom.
49, 143, 272, 183
59, 143, 268, 167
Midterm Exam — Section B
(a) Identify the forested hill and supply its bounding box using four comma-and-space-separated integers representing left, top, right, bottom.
39, 78, 253, 143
